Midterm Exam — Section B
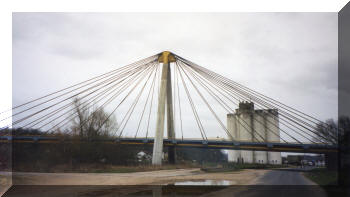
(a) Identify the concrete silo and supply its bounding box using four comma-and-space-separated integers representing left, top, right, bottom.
253, 110, 268, 164
227, 102, 281, 165
236, 103, 254, 164
227, 114, 240, 162
227, 102, 254, 164
266, 109, 282, 164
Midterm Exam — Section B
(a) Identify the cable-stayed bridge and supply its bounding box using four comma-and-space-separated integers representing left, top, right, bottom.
0, 51, 338, 165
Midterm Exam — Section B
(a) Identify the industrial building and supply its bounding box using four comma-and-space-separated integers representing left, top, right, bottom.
227, 102, 282, 164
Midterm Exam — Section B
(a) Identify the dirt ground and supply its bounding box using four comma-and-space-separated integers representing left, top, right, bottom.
0, 172, 12, 196
12, 168, 269, 185
3, 169, 329, 197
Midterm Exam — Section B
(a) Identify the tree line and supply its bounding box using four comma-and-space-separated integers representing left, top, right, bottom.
1, 97, 348, 172
0, 97, 227, 172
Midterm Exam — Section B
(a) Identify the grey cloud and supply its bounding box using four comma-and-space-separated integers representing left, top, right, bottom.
12, 12, 338, 139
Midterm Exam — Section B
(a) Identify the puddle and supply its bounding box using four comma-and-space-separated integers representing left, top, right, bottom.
173, 180, 235, 186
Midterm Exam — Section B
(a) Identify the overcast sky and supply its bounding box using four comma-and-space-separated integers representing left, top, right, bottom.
12, 13, 337, 140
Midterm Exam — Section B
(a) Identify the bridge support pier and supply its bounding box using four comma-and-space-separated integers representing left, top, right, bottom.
166, 61, 176, 164
152, 51, 176, 165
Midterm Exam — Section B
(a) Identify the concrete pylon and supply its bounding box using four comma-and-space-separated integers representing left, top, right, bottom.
166, 63, 176, 164
152, 51, 176, 165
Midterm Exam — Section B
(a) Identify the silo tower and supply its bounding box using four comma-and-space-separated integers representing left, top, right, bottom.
227, 102, 281, 165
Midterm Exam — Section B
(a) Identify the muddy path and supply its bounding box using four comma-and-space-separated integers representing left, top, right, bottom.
12, 168, 269, 185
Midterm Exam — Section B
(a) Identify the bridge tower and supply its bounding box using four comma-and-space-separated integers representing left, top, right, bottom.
152, 51, 176, 165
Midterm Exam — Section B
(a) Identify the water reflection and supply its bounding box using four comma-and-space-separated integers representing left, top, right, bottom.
174, 180, 234, 186
130, 185, 226, 197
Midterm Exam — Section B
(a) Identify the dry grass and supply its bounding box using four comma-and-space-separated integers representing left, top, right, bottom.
15, 162, 201, 173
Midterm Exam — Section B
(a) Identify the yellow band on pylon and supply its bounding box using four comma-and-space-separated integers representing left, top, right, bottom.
158, 51, 176, 63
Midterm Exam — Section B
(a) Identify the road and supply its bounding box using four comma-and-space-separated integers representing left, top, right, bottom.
203, 167, 327, 197
253, 166, 316, 185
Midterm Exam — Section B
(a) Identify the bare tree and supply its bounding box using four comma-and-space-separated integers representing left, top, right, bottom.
313, 118, 343, 145
70, 98, 118, 140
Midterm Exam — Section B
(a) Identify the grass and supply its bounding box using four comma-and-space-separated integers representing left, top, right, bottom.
15, 162, 286, 173
48, 162, 285, 173
14, 162, 201, 173
49, 162, 285, 173
90, 164, 198, 173
303, 168, 348, 197
201, 163, 286, 172
92, 168, 147, 173
303, 167, 338, 185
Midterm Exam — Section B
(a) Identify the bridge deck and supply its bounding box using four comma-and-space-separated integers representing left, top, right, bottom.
0, 136, 337, 154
